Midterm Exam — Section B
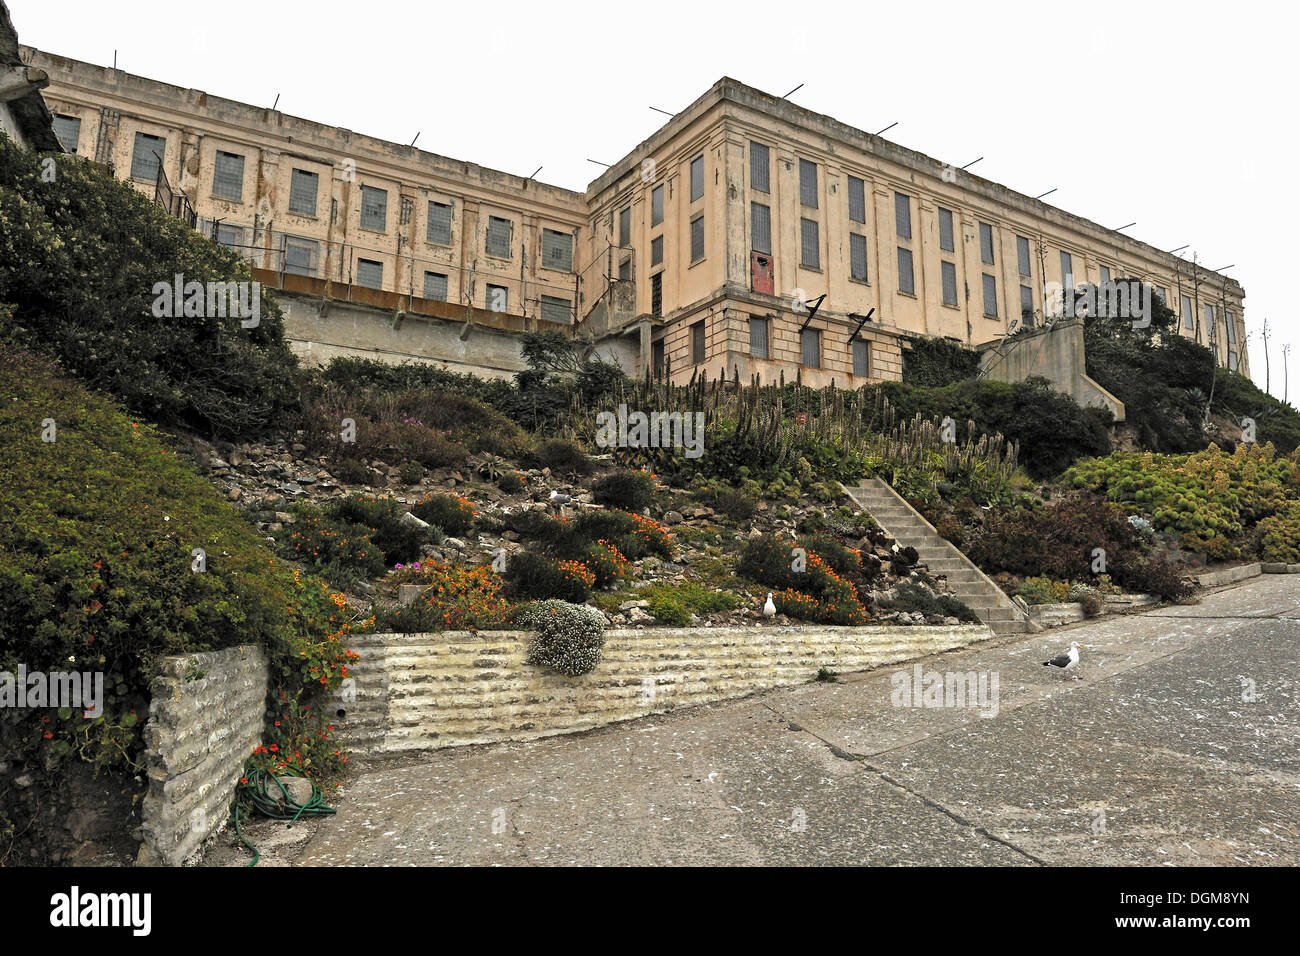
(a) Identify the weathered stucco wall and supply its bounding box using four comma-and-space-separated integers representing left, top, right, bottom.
137, 646, 267, 866
977, 318, 1126, 420
341, 624, 992, 754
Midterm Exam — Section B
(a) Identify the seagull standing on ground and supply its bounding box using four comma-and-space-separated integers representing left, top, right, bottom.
1043, 641, 1082, 680
762, 593, 777, 618
548, 489, 572, 516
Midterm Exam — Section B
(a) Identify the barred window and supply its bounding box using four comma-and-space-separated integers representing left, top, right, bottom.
850, 233, 868, 281
938, 207, 954, 252
486, 216, 513, 258
619, 206, 631, 246
542, 228, 573, 272
289, 169, 319, 216
799, 159, 818, 208
651, 186, 664, 226
360, 185, 387, 232
852, 338, 871, 378
651, 235, 663, 266
690, 215, 705, 262
692, 321, 706, 363
651, 272, 663, 316
982, 273, 998, 317
356, 258, 383, 289
848, 176, 866, 223
894, 192, 911, 239
941, 261, 958, 306
898, 247, 914, 294
1181, 294, 1194, 330
801, 327, 820, 368
800, 218, 819, 269
690, 155, 704, 202
541, 295, 572, 324
423, 271, 448, 301
751, 202, 771, 255
1060, 250, 1074, 287
52, 114, 81, 154
750, 142, 770, 193
749, 316, 769, 359
427, 201, 452, 245
1020, 285, 1034, 322
283, 237, 318, 276
213, 151, 245, 201
1016, 235, 1031, 276
130, 131, 166, 181
979, 222, 994, 265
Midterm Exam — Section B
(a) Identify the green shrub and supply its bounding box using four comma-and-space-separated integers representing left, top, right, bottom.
0, 136, 300, 439
582, 540, 632, 589
333, 459, 374, 485
1013, 576, 1071, 605
902, 337, 981, 388
410, 493, 476, 536
796, 534, 861, 577
694, 485, 757, 522
535, 439, 593, 475
503, 552, 596, 603
591, 470, 656, 511
279, 512, 387, 580
573, 509, 674, 560
498, 472, 525, 494
517, 600, 608, 675
397, 460, 424, 484
737, 534, 802, 590
1257, 504, 1300, 563
330, 495, 427, 565
642, 582, 738, 625
880, 582, 980, 623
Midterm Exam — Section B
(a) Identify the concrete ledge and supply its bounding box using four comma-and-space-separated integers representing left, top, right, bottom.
1261, 562, 1300, 574
343, 624, 992, 754
1026, 603, 1085, 627
1196, 563, 1262, 588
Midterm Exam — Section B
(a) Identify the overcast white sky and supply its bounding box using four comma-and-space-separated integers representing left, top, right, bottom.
12, 0, 1297, 404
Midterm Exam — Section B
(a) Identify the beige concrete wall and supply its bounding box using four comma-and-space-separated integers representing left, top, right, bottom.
342, 623, 992, 754
977, 318, 1126, 420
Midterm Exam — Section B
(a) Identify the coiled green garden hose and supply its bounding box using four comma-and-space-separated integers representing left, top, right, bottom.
233, 767, 336, 867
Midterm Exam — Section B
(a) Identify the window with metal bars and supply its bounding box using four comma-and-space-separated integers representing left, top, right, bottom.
360, 185, 387, 231
651, 272, 663, 316
52, 114, 81, 154
848, 176, 866, 223
289, 169, 319, 216
898, 247, 914, 294
1182, 295, 1194, 330
1016, 235, 1031, 277
427, 201, 452, 245
800, 218, 819, 269
799, 159, 818, 208
651, 236, 663, 266
982, 274, 998, 317
894, 192, 911, 239
283, 237, 318, 276
691, 321, 706, 364
751, 202, 771, 255
215, 223, 244, 251
542, 229, 573, 272
1060, 250, 1074, 287
852, 338, 871, 378
850, 233, 867, 281
801, 327, 820, 368
212, 151, 245, 202
651, 186, 663, 226
941, 261, 958, 306
130, 132, 165, 181
690, 155, 704, 202
423, 271, 448, 301
938, 207, 954, 252
979, 222, 994, 265
690, 215, 704, 262
541, 295, 572, 324
618, 206, 631, 246
356, 258, 383, 289
486, 216, 513, 258
1100, 264, 1111, 284
1020, 285, 1034, 322
618, 258, 632, 281
750, 142, 770, 193
749, 316, 769, 359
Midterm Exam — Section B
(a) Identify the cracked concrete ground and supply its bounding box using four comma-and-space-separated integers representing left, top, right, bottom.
204, 574, 1300, 866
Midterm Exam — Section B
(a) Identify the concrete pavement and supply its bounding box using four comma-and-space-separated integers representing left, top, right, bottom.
206, 574, 1300, 866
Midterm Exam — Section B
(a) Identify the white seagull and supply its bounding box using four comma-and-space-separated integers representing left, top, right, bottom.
762, 593, 777, 618
1042, 641, 1082, 680
548, 490, 572, 505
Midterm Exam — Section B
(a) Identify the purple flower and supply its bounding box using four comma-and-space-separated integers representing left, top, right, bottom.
394, 563, 404, 570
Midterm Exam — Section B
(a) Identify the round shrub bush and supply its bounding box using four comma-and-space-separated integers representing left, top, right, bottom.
504, 552, 595, 603
329, 494, 428, 565
410, 493, 476, 536
591, 470, 656, 511
517, 600, 608, 675
582, 540, 631, 589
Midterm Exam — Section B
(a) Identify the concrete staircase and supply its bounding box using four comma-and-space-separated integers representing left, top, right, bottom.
843, 478, 1031, 635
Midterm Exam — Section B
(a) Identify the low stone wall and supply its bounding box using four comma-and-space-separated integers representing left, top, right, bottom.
1196, 563, 1262, 588
1261, 562, 1300, 574
342, 624, 991, 754
1027, 603, 1086, 628
137, 646, 267, 866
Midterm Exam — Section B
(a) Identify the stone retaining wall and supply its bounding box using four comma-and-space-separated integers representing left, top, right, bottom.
137, 646, 267, 866
342, 624, 992, 754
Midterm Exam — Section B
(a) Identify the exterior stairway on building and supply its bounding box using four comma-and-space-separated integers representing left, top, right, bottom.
842, 478, 1031, 635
